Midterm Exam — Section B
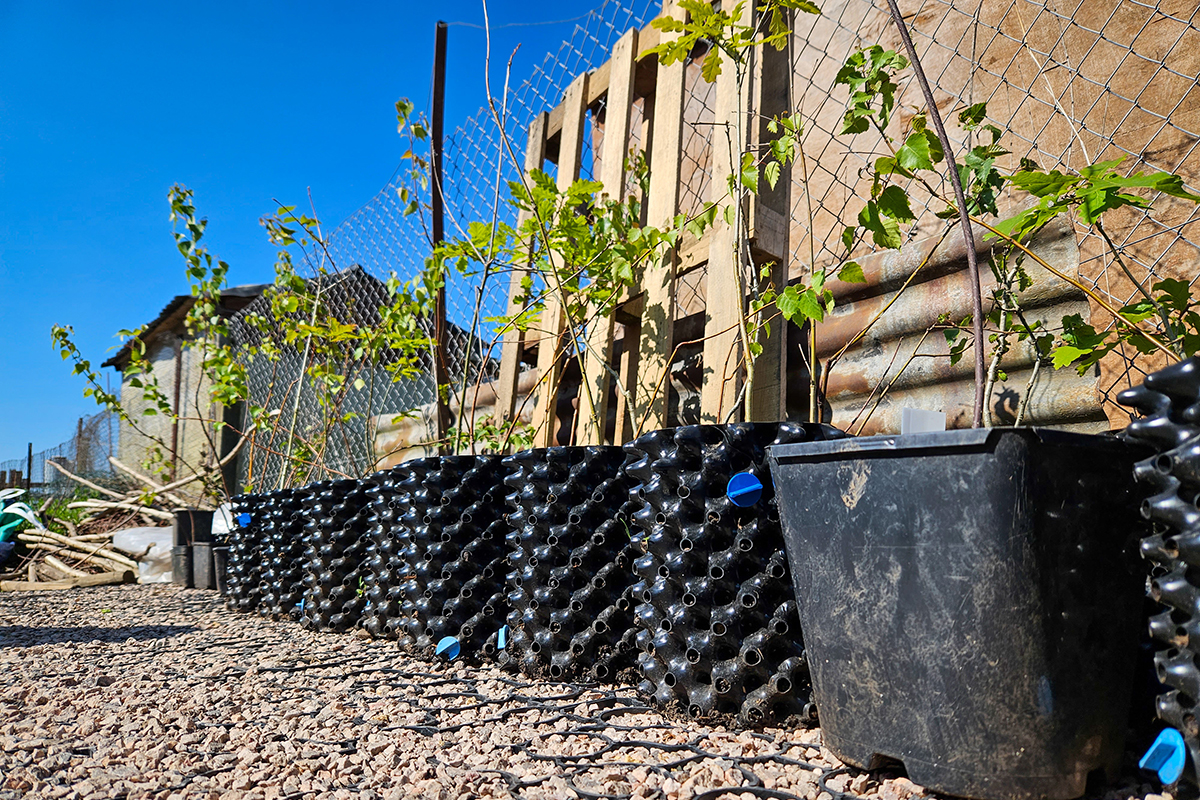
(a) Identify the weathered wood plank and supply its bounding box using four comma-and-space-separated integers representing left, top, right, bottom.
531, 72, 590, 448
746, 21, 792, 421
700, 58, 745, 423
495, 112, 548, 447
576, 28, 639, 446
545, 22, 663, 141
633, 2, 687, 436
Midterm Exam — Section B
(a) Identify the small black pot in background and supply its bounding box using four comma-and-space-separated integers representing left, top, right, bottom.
171, 545, 193, 588
173, 509, 215, 545
192, 542, 216, 590
212, 546, 231, 595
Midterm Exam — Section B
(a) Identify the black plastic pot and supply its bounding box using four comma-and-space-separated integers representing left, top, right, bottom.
258, 487, 308, 620
769, 427, 1150, 800
192, 542, 216, 590
173, 509, 215, 545
213, 546, 230, 595
501, 445, 641, 681
393, 455, 510, 656
299, 478, 377, 633
226, 493, 267, 611
623, 422, 843, 725
360, 465, 412, 639
1118, 356, 1200, 780
171, 544, 193, 588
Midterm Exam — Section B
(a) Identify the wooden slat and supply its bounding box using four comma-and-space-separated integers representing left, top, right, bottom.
700, 59, 746, 424
576, 28, 639, 446
545, 22, 662, 142
531, 72, 590, 448
746, 30, 792, 421
613, 93, 656, 444
495, 112, 548, 444
632, 2, 687, 436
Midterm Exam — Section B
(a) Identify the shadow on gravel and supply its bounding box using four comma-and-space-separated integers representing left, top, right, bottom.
0, 625, 196, 648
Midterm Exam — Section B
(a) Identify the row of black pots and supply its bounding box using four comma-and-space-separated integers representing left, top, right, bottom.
222, 422, 829, 727
171, 542, 227, 590
219, 410, 1165, 800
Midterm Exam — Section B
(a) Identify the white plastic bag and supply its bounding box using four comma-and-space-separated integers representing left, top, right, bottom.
112, 526, 174, 583
211, 502, 234, 537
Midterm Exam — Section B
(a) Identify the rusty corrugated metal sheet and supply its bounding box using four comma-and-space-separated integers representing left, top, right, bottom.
813, 217, 1108, 434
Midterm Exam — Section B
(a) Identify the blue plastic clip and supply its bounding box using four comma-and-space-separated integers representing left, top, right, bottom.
497, 625, 509, 650
727, 472, 764, 507
1140, 727, 1187, 786
435, 636, 461, 661
237, 512, 251, 527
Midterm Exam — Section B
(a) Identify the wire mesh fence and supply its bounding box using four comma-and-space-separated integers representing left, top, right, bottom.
786, 0, 1200, 423
0, 411, 121, 498
229, 0, 660, 490
227, 0, 1199, 487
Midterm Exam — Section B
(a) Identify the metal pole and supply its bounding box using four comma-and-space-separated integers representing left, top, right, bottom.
171, 337, 183, 478
882, 0, 985, 428
431, 20, 453, 451
25, 442, 32, 491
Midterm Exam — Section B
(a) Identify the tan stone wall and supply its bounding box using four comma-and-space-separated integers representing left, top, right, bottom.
115, 334, 221, 504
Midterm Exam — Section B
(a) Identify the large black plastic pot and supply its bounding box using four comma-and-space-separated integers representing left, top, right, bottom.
501, 445, 640, 681
768, 427, 1150, 800
299, 478, 377, 633
258, 487, 309, 620
360, 465, 412, 639
393, 455, 510, 656
1117, 356, 1200, 780
226, 493, 267, 612
624, 421, 843, 726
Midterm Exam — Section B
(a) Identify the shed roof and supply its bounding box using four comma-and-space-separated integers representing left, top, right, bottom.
102, 284, 268, 370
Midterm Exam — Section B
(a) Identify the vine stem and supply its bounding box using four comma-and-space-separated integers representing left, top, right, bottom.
882, 0, 986, 428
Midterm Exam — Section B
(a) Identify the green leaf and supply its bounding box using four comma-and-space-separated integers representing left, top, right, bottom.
857, 201, 903, 249
353, 378, 366, 391
780, 0, 822, 13
776, 285, 801, 321
739, 152, 759, 193
837, 261, 866, 284
764, 160, 782, 191
877, 185, 915, 222
1151, 173, 1200, 203
895, 130, 943, 172
1051, 344, 1092, 370
841, 226, 856, 252
958, 102, 987, 130
1009, 169, 1077, 199
796, 288, 826, 322
1154, 278, 1193, 311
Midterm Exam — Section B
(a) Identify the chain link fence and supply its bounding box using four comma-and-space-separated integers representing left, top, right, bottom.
786, 0, 1199, 423
230, 0, 660, 490
0, 411, 121, 498
228, 0, 1198, 486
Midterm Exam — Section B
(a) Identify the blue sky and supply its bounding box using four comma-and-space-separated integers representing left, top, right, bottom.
0, 0, 624, 459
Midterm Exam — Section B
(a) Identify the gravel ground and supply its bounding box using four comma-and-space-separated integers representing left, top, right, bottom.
0, 586, 1175, 800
